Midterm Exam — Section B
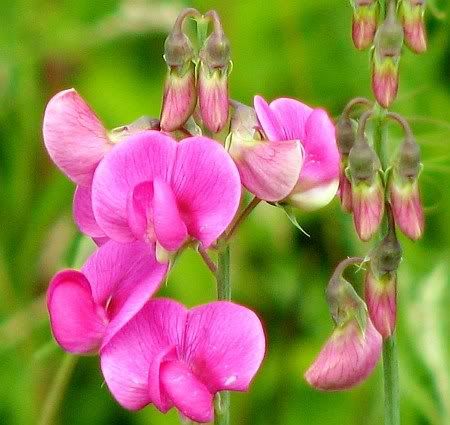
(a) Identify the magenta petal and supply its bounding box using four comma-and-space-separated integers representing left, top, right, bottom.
305, 319, 382, 391
73, 186, 107, 238
253, 95, 284, 140
127, 181, 154, 241
172, 137, 241, 247
100, 299, 187, 410
47, 270, 106, 354
232, 139, 303, 202
43, 89, 110, 186
152, 177, 188, 251
92, 131, 177, 242
160, 360, 213, 423
184, 301, 265, 393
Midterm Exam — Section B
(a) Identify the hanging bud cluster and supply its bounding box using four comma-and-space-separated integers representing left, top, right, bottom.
160, 8, 231, 134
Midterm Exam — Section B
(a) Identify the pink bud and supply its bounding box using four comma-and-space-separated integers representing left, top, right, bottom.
305, 318, 382, 390
352, 1, 379, 50
399, 0, 427, 54
339, 166, 353, 213
372, 55, 400, 109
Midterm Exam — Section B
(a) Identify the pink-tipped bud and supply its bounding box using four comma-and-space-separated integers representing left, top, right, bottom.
160, 9, 198, 132
371, 7, 404, 108
198, 11, 231, 133
352, 0, 379, 50
388, 136, 424, 240
228, 101, 302, 202
399, 0, 427, 54
365, 219, 401, 338
348, 136, 384, 241
306, 258, 382, 390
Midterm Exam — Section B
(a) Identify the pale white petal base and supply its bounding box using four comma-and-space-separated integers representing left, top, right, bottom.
288, 179, 339, 211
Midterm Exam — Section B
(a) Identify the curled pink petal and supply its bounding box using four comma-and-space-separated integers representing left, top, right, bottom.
43, 89, 110, 186
127, 181, 154, 241
172, 137, 241, 248
47, 270, 106, 354
73, 186, 107, 238
305, 318, 382, 390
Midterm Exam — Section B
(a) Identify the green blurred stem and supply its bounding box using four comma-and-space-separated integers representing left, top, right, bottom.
214, 244, 231, 424
383, 335, 401, 425
38, 354, 78, 425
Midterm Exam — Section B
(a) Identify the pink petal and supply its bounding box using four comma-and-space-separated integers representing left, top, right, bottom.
100, 299, 187, 410
253, 95, 284, 140
160, 360, 213, 423
152, 177, 188, 251
92, 131, 177, 242
305, 319, 382, 391
171, 137, 241, 247
184, 301, 266, 393
47, 270, 106, 354
231, 139, 303, 202
73, 186, 107, 238
80, 240, 167, 348
127, 181, 154, 241
43, 89, 110, 186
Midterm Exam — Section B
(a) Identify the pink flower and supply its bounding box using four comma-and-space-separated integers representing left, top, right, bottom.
253, 96, 340, 210
91, 131, 241, 254
47, 241, 167, 354
305, 317, 382, 391
100, 298, 265, 423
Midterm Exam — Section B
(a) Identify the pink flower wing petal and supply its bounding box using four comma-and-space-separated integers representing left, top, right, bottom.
127, 181, 154, 240
47, 270, 105, 354
184, 301, 266, 393
160, 360, 213, 423
43, 89, 110, 186
73, 186, 107, 238
152, 177, 188, 251
253, 95, 284, 140
100, 299, 187, 410
92, 131, 177, 242
171, 137, 241, 247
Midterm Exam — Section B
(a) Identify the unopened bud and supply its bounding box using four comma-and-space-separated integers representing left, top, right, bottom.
348, 137, 384, 241
371, 9, 404, 108
198, 11, 231, 133
399, 0, 427, 54
160, 9, 198, 132
388, 137, 424, 240
352, 0, 379, 50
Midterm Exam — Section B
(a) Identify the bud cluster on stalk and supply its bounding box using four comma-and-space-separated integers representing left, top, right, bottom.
160, 8, 231, 134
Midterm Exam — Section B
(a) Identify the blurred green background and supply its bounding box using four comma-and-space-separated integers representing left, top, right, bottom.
1, 0, 449, 424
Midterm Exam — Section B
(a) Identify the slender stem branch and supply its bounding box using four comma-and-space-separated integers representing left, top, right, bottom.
386, 112, 413, 139
226, 197, 261, 242
342, 97, 372, 118
214, 244, 231, 424
38, 354, 78, 425
383, 334, 401, 425
198, 247, 217, 275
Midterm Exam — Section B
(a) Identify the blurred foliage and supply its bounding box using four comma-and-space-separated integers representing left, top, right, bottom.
0, 0, 449, 424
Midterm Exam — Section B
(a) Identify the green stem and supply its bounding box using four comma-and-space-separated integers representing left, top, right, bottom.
214, 244, 231, 424
383, 335, 401, 425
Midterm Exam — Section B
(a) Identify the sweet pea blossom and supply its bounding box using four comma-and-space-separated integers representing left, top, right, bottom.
47, 241, 167, 354
253, 96, 340, 210
91, 131, 241, 255
101, 298, 265, 423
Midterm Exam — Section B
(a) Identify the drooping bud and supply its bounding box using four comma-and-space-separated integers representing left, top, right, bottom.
365, 211, 402, 338
388, 135, 424, 239
228, 101, 302, 202
305, 258, 382, 390
371, 5, 404, 108
198, 11, 231, 133
351, 0, 379, 50
160, 9, 198, 132
348, 135, 384, 241
399, 0, 427, 54
336, 117, 357, 212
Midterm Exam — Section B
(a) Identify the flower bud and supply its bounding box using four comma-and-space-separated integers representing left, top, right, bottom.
160, 9, 198, 132
365, 220, 401, 338
198, 11, 231, 133
399, 0, 427, 54
305, 258, 382, 390
371, 8, 404, 108
348, 137, 384, 241
228, 101, 302, 202
351, 0, 379, 50
388, 136, 424, 240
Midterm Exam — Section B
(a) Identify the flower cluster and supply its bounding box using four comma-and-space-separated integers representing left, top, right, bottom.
43, 8, 340, 422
